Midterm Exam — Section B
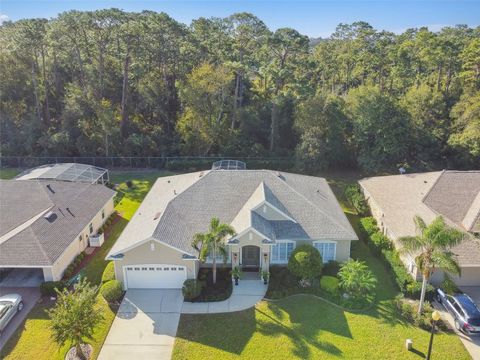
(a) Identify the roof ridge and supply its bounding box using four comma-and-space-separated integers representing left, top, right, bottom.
265, 171, 354, 236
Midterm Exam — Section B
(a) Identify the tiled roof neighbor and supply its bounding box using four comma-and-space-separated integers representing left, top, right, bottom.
423, 171, 480, 229
0, 180, 115, 266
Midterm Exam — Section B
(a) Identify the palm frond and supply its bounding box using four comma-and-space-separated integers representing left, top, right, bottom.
413, 215, 427, 236
423, 216, 446, 241
192, 233, 206, 252
432, 250, 461, 276
398, 236, 423, 255
217, 245, 228, 264
433, 228, 465, 248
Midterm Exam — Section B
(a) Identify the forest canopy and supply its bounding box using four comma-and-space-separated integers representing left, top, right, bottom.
0, 10, 479, 172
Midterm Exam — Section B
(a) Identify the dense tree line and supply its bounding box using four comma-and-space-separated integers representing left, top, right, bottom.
0, 10, 479, 172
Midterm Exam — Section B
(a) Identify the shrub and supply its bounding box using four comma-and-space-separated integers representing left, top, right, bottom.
345, 184, 368, 215
182, 279, 204, 301
338, 260, 377, 300
126, 180, 133, 188
441, 275, 460, 295
394, 295, 448, 331
100, 280, 123, 302
320, 276, 339, 294
40, 281, 66, 296
288, 245, 323, 282
322, 261, 340, 276
371, 232, 392, 250
359, 217, 378, 236
102, 261, 115, 283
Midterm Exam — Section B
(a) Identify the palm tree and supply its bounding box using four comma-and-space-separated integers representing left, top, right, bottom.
398, 215, 464, 314
192, 217, 236, 284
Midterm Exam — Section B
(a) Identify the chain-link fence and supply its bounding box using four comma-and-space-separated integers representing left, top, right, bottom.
0, 156, 296, 172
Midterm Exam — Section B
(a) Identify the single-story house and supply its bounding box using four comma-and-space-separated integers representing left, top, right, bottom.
107, 170, 358, 290
0, 179, 116, 282
359, 170, 480, 286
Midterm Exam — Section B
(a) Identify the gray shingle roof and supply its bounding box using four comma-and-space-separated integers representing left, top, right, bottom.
151, 170, 358, 256
0, 181, 53, 237
251, 211, 275, 239
423, 170, 480, 231
0, 180, 115, 266
359, 171, 480, 267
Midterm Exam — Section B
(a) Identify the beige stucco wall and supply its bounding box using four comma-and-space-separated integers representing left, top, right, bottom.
294, 239, 351, 263
429, 267, 480, 286
226, 229, 352, 272
49, 196, 115, 281
114, 239, 199, 289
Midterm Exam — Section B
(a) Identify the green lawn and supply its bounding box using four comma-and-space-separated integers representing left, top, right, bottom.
110, 170, 175, 220
0, 168, 20, 179
172, 175, 471, 360
1, 170, 171, 360
173, 237, 470, 360
1, 219, 124, 360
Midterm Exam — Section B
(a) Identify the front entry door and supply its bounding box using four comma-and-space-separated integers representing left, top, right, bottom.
242, 245, 260, 271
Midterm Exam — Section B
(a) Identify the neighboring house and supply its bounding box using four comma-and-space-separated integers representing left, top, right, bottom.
359, 170, 480, 286
0, 179, 116, 282
107, 170, 358, 290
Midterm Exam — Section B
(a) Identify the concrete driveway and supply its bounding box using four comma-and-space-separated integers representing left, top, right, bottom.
0, 287, 40, 350
98, 289, 183, 360
435, 286, 480, 360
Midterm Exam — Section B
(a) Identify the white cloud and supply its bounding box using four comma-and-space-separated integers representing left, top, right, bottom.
0, 14, 9, 25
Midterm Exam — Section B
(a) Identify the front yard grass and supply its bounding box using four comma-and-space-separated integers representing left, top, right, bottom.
0, 219, 123, 360
1, 170, 170, 360
174, 295, 469, 360
172, 175, 470, 360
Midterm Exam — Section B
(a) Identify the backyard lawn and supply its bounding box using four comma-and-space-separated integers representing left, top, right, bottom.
0, 170, 171, 360
172, 175, 471, 360
110, 170, 175, 220
0, 168, 20, 179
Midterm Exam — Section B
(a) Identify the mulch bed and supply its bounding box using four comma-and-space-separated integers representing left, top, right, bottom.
191, 268, 233, 302
65, 344, 92, 360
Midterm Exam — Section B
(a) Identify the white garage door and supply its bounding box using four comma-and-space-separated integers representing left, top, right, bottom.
124, 264, 187, 289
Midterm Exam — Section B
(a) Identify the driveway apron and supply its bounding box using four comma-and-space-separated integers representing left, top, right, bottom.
98, 289, 183, 360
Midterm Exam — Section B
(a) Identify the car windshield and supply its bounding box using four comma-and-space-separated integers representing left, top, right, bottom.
0, 303, 10, 319
456, 295, 480, 317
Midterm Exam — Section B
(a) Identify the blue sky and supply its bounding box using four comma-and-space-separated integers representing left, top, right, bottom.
1, 0, 479, 37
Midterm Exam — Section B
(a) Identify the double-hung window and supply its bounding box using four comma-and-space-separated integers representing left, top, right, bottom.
271, 241, 295, 263
313, 242, 336, 263
206, 246, 230, 263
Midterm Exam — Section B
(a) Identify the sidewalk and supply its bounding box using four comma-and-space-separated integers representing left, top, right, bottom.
181, 279, 267, 314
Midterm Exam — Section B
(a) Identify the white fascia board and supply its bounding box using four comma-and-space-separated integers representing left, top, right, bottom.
107, 236, 193, 260
231, 227, 273, 242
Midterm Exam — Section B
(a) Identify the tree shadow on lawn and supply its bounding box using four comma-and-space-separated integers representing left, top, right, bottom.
176, 307, 257, 355
176, 295, 351, 358
257, 299, 347, 358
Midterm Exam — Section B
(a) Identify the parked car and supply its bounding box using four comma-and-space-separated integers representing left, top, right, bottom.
436, 289, 480, 335
0, 293, 23, 335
